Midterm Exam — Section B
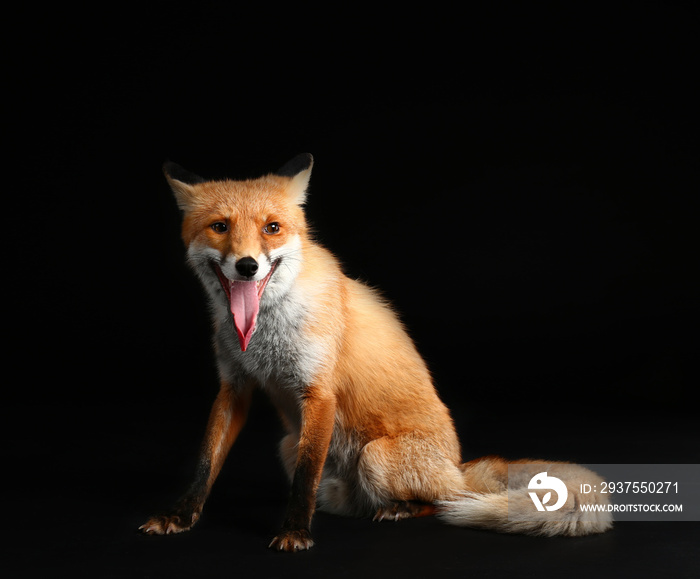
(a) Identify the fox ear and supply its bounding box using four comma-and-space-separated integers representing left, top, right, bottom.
276, 153, 314, 205
163, 162, 205, 211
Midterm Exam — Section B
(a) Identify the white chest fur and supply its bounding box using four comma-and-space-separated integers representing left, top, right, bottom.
213, 284, 326, 393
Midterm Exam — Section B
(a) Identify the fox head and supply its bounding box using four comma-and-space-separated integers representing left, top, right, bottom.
164, 153, 313, 351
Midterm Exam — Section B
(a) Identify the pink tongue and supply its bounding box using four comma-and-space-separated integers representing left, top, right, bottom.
228, 280, 259, 352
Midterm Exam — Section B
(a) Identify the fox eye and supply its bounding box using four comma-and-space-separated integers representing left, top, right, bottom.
263, 222, 280, 235
211, 222, 228, 234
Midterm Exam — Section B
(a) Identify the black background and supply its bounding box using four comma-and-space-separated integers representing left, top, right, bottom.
7, 4, 699, 578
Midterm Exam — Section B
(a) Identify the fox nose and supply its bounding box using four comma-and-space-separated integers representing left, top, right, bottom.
235, 257, 259, 278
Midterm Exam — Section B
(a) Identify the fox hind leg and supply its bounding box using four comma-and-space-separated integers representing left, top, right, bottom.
280, 430, 462, 522
357, 433, 464, 519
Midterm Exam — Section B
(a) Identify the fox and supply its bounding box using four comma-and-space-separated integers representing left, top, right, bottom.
139, 153, 612, 551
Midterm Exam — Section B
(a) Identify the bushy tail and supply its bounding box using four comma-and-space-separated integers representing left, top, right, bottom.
436, 456, 613, 537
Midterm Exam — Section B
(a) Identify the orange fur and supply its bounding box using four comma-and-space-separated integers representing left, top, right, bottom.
202, 384, 252, 489
141, 155, 612, 549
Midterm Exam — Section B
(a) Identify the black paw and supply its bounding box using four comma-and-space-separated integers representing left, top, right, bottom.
139, 504, 201, 535
268, 528, 314, 552
373, 500, 436, 522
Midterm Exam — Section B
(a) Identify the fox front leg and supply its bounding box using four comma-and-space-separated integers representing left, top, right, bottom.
269, 389, 336, 552
140, 383, 252, 535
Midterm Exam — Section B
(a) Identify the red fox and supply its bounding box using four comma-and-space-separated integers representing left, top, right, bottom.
140, 154, 612, 551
